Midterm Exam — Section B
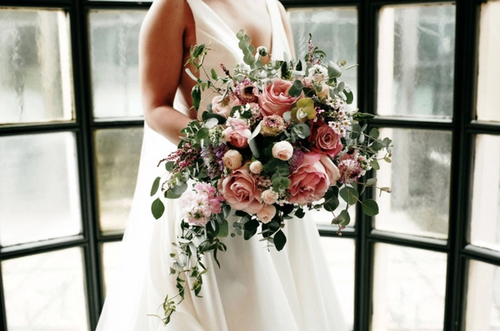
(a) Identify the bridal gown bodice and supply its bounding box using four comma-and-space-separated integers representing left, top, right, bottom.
95, 0, 348, 330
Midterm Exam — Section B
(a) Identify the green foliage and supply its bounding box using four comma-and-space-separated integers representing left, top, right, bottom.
151, 198, 165, 219
151, 177, 161, 196
340, 186, 359, 205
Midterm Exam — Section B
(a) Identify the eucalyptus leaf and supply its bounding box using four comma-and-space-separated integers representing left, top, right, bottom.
371, 159, 380, 170
339, 186, 359, 205
150, 177, 161, 196
332, 209, 350, 226
365, 178, 378, 186
288, 80, 304, 97
248, 122, 263, 158
165, 161, 175, 171
369, 128, 380, 139
344, 90, 354, 104
151, 198, 165, 219
274, 230, 287, 251
191, 86, 201, 111
361, 199, 379, 216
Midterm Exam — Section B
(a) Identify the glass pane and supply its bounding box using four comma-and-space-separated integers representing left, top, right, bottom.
377, 4, 455, 118
470, 134, 500, 251
476, 0, 500, 122
320, 237, 355, 330
0, 132, 82, 246
465, 260, 500, 330
0, 8, 73, 125
95, 128, 143, 232
372, 243, 447, 330
289, 7, 358, 109
375, 128, 451, 239
2, 248, 89, 331
101, 241, 122, 296
89, 10, 146, 119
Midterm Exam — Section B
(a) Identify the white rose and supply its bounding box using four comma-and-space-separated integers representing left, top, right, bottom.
261, 189, 279, 205
272, 141, 294, 161
257, 204, 276, 224
249, 160, 263, 174
222, 150, 243, 170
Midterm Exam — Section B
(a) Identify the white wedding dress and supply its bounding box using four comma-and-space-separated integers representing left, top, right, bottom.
96, 0, 348, 330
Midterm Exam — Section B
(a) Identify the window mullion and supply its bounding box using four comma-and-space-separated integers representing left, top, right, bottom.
70, 0, 104, 328
444, 0, 481, 330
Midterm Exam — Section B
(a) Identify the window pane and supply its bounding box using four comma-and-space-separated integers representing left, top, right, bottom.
0, 9, 73, 125
89, 11, 146, 119
289, 7, 358, 109
465, 260, 500, 330
320, 237, 355, 330
372, 243, 447, 330
95, 128, 143, 232
377, 4, 455, 118
375, 128, 451, 239
101, 241, 122, 296
470, 134, 500, 251
2, 248, 89, 331
0, 132, 82, 246
476, 0, 500, 122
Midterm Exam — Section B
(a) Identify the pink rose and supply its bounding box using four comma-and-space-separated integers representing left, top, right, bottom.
258, 78, 298, 117
223, 118, 251, 148
212, 95, 240, 118
310, 123, 343, 157
272, 141, 294, 161
287, 153, 330, 205
220, 166, 263, 214
320, 154, 340, 186
222, 150, 243, 170
257, 204, 276, 224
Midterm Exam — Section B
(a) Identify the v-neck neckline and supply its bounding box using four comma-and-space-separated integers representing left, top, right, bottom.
197, 0, 274, 56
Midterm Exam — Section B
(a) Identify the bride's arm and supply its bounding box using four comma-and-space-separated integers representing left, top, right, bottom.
139, 0, 197, 145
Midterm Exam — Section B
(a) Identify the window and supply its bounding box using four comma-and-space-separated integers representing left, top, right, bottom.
0, 0, 498, 330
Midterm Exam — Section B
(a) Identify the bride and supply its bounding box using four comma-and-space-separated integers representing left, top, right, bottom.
96, 0, 348, 330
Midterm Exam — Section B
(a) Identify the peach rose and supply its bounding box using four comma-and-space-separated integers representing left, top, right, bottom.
258, 78, 298, 117
212, 95, 240, 118
249, 160, 263, 174
310, 123, 343, 157
257, 204, 276, 224
222, 118, 251, 148
272, 141, 294, 161
320, 154, 340, 186
287, 152, 330, 205
261, 188, 279, 205
220, 166, 263, 214
222, 150, 243, 170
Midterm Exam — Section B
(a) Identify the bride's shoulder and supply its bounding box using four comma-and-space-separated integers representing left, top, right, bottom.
144, 0, 193, 27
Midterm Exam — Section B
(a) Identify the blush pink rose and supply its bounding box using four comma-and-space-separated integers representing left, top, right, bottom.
272, 141, 294, 161
287, 153, 330, 205
220, 166, 263, 214
320, 154, 340, 186
222, 118, 251, 148
310, 123, 343, 157
222, 150, 243, 170
257, 204, 276, 224
212, 95, 240, 118
258, 78, 298, 117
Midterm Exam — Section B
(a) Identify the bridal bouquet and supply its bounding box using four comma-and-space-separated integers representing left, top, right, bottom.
150, 31, 392, 324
